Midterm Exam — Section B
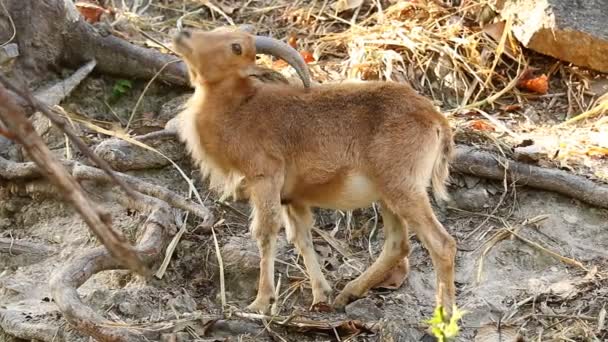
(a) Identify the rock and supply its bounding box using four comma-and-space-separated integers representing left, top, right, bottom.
499, 0, 608, 72
167, 292, 197, 313
0, 136, 14, 158
345, 298, 384, 321
220, 236, 291, 300
0, 43, 18, 65
94, 134, 184, 171
378, 320, 425, 341
463, 175, 481, 189
450, 185, 491, 211
159, 94, 190, 122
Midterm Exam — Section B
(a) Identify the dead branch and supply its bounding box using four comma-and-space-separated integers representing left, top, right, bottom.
0, 237, 57, 256
453, 145, 608, 209
49, 204, 174, 342
0, 84, 146, 275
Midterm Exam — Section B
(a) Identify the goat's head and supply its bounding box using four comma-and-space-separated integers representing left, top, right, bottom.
173, 26, 310, 88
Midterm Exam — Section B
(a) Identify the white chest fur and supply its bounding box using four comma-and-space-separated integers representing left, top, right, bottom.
177, 89, 244, 200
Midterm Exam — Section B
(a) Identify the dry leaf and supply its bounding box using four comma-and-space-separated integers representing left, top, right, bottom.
75, 2, 108, 23
373, 258, 408, 290
586, 146, 608, 158
288, 35, 298, 48
468, 119, 495, 131
500, 104, 522, 112
273, 51, 315, 68
332, 0, 364, 13
518, 74, 549, 94
300, 51, 315, 64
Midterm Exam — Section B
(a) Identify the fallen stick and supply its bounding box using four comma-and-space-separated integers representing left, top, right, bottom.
0, 83, 146, 275
453, 145, 608, 209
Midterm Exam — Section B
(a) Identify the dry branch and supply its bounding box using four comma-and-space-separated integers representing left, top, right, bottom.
453, 145, 608, 209
0, 83, 146, 274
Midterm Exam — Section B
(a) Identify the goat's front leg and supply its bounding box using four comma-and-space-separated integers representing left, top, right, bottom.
283, 203, 332, 307
247, 176, 283, 314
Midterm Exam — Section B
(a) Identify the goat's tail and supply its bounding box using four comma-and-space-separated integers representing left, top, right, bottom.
431, 122, 455, 202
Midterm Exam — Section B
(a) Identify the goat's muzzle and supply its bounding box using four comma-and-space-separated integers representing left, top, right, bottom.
173, 29, 192, 52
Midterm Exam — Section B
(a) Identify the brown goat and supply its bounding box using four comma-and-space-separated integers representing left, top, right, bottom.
173, 26, 457, 315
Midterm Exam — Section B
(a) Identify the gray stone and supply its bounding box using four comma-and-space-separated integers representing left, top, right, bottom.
0, 43, 18, 64
159, 94, 190, 122
499, 0, 608, 72
167, 292, 197, 313
345, 297, 384, 321
450, 185, 491, 211
94, 134, 184, 171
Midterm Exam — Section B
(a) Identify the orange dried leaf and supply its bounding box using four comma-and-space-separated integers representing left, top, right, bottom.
300, 51, 315, 63
272, 51, 315, 69
518, 74, 549, 94
586, 146, 608, 158
468, 119, 495, 131
75, 2, 107, 23
288, 35, 298, 48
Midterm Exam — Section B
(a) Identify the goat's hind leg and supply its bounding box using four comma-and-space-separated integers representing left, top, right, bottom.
388, 191, 457, 313
247, 177, 283, 314
283, 203, 332, 307
334, 202, 410, 308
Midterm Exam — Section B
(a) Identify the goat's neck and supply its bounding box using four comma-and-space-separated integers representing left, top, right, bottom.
198, 75, 255, 115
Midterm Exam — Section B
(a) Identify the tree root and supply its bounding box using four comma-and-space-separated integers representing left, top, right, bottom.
453, 145, 608, 209
0, 82, 147, 275
0, 156, 212, 222
0, 155, 214, 340
0, 238, 57, 256
49, 203, 173, 342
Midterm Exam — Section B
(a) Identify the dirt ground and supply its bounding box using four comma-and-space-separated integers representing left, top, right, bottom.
1, 0, 608, 341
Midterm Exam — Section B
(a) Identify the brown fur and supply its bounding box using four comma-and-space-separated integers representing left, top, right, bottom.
173, 28, 457, 314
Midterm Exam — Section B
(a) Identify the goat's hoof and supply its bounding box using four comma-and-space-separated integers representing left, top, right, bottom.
333, 291, 358, 311
246, 298, 271, 314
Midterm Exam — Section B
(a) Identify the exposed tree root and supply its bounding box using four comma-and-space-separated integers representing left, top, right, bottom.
0, 0, 188, 87
49, 202, 173, 342
453, 145, 608, 209
0, 82, 146, 275
0, 156, 212, 222
0, 238, 57, 256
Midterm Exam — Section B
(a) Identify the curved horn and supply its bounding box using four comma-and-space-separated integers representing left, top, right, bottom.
254, 36, 311, 88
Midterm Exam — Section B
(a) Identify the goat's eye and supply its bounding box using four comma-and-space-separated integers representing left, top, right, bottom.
231, 43, 242, 55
